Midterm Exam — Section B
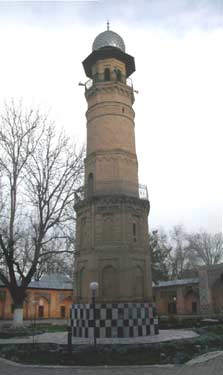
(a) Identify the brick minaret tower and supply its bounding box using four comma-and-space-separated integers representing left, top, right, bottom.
72, 25, 158, 338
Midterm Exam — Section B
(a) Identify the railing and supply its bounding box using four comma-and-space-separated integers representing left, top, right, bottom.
85, 79, 93, 90
126, 77, 133, 88
74, 180, 149, 202
84, 76, 133, 92
138, 184, 149, 200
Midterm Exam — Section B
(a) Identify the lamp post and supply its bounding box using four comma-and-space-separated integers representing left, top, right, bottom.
89, 281, 99, 348
173, 296, 177, 314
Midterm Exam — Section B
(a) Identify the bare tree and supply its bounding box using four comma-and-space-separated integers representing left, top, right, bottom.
149, 229, 172, 283
0, 100, 84, 326
187, 231, 223, 266
169, 225, 192, 279
34, 230, 75, 281
149, 226, 201, 282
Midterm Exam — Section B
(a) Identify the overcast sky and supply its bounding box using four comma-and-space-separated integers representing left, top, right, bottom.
0, 0, 222, 233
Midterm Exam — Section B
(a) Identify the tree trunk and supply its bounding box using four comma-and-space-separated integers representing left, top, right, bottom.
13, 306, 24, 327
9, 286, 26, 327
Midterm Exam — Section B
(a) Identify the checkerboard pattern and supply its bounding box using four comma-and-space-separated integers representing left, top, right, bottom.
70, 302, 159, 338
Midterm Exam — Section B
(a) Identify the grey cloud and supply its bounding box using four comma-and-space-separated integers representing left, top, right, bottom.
0, 0, 222, 32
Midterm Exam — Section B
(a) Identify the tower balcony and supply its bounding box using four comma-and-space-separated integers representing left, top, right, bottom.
84, 77, 135, 104
75, 180, 149, 202
85, 77, 133, 92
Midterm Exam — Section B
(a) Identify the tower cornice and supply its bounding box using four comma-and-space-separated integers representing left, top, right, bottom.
85, 81, 135, 103
84, 148, 138, 162
75, 193, 150, 214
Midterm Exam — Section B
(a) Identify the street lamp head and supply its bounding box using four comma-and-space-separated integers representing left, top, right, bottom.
89, 281, 99, 291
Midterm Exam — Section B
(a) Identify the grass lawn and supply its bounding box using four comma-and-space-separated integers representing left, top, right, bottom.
0, 323, 67, 338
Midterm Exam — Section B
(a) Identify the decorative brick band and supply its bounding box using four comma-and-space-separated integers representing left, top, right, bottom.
70, 302, 159, 338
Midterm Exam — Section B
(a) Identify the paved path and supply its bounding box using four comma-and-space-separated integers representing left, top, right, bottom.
0, 329, 198, 345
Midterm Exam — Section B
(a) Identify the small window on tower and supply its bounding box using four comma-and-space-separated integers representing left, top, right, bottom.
104, 68, 110, 81
116, 69, 122, 82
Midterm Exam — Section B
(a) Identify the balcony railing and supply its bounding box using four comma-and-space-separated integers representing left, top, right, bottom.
85, 79, 93, 90
138, 184, 149, 200
85, 76, 133, 92
74, 180, 149, 202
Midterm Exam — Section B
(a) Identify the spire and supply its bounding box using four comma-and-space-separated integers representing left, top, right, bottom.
107, 20, 110, 31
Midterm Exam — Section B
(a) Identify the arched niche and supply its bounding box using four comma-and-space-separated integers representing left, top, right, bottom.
87, 173, 94, 198
59, 296, 72, 319
79, 267, 87, 300
102, 214, 113, 242
80, 217, 87, 248
33, 295, 50, 319
102, 265, 117, 300
184, 289, 200, 314
133, 266, 144, 299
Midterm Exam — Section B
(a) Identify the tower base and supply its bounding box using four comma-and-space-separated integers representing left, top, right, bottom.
70, 302, 159, 338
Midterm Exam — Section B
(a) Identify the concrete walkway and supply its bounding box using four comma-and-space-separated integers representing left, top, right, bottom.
0, 329, 198, 345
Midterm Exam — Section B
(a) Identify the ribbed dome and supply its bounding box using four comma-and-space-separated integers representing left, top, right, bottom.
92, 30, 126, 52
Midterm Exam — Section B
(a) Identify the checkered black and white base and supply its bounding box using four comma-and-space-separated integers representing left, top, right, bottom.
70, 302, 159, 338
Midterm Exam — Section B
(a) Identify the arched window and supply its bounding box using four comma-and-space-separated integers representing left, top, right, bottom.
116, 69, 122, 82
132, 216, 140, 243
104, 68, 110, 81
87, 173, 94, 198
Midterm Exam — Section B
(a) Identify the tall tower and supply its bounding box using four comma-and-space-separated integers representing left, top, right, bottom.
73, 26, 157, 338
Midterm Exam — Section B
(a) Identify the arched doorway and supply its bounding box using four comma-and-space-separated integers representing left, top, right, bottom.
184, 289, 199, 314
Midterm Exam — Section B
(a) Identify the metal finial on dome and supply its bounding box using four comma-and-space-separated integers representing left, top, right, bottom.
107, 21, 110, 31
